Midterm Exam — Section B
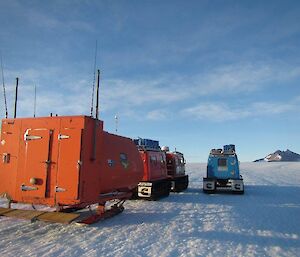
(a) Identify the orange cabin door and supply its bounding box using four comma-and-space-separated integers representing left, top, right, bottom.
55, 128, 82, 203
20, 129, 52, 199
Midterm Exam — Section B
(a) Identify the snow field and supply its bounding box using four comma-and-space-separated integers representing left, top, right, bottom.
0, 162, 299, 257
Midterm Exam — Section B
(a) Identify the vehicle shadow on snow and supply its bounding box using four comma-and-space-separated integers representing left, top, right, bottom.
89, 210, 177, 228
89, 199, 178, 228
162, 187, 204, 203
185, 229, 300, 248
232, 185, 300, 240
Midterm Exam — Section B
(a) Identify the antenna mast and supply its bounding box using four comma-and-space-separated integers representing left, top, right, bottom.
34, 85, 37, 117
95, 69, 100, 120
0, 52, 8, 118
14, 77, 19, 119
90, 40, 98, 117
115, 114, 118, 133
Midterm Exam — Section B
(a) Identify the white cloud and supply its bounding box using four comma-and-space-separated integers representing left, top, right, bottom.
183, 100, 297, 122
9, 86, 90, 118
146, 109, 168, 121
101, 78, 189, 109
101, 63, 300, 112
97, 63, 300, 121
0, 67, 92, 118
183, 103, 250, 122
2, 62, 300, 120
0, 1, 95, 33
252, 102, 295, 115
294, 95, 300, 103
199, 65, 273, 93
191, 63, 300, 96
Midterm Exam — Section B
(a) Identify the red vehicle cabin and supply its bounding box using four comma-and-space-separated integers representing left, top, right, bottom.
133, 139, 171, 200
162, 147, 189, 192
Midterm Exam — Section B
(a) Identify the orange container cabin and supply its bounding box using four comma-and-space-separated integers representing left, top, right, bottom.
162, 147, 189, 192
133, 139, 171, 200
0, 115, 143, 210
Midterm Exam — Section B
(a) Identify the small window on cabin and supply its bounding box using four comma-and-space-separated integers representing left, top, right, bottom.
120, 153, 129, 169
120, 153, 127, 161
218, 158, 227, 170
159, 155, 164, 163
180, 157, 185, 164
150, 156, 157, 164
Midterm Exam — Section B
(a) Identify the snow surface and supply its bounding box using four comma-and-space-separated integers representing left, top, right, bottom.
1, 162, 300, 257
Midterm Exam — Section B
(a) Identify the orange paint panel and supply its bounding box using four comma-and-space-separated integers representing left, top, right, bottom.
56, 127, 82, 202
0, 119, 21, 199
0, 116, 143, 208
19, 129, 51, 200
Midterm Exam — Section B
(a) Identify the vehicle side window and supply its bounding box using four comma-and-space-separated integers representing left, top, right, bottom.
180, 157, 185, 164
218, 158, 227, 167
150, 156, 157, 164
120, 153, 127, 161
120, 153, 129, 169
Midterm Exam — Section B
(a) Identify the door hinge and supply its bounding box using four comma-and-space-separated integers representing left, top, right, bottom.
55, 186, 66, 192
21, 184, 38, 191
2, 153, 10, 163
58, 134, 70, 140
25, 135, 42, 141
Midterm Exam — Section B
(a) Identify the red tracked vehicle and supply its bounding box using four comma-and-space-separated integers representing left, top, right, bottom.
162, 147, 189, 192
0, 116, 143, 224
133, 139, 171, 200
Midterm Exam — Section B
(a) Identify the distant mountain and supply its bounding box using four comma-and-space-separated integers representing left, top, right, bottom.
254, 149, 300, 162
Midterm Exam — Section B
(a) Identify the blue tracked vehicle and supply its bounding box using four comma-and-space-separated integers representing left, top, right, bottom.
203, 144, 244, 194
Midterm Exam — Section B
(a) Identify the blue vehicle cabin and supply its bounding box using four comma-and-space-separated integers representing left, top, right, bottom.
203, 144, 244, 194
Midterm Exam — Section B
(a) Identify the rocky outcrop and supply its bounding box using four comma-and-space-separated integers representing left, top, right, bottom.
254, 149, 300, 162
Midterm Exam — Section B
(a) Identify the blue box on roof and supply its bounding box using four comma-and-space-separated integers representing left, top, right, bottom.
133, 138, 160, 149
223, 144, 235, 152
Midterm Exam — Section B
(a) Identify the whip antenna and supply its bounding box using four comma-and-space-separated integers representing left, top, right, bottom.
14, 77, 19, 119
0, 52, 8, 118
115, 114, 118, 133
95, 69, 100, 120
90, 40, 98, 117
34, 85, 37, 117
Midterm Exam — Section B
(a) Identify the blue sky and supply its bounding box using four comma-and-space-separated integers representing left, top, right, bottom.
0, 0, 299, 162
